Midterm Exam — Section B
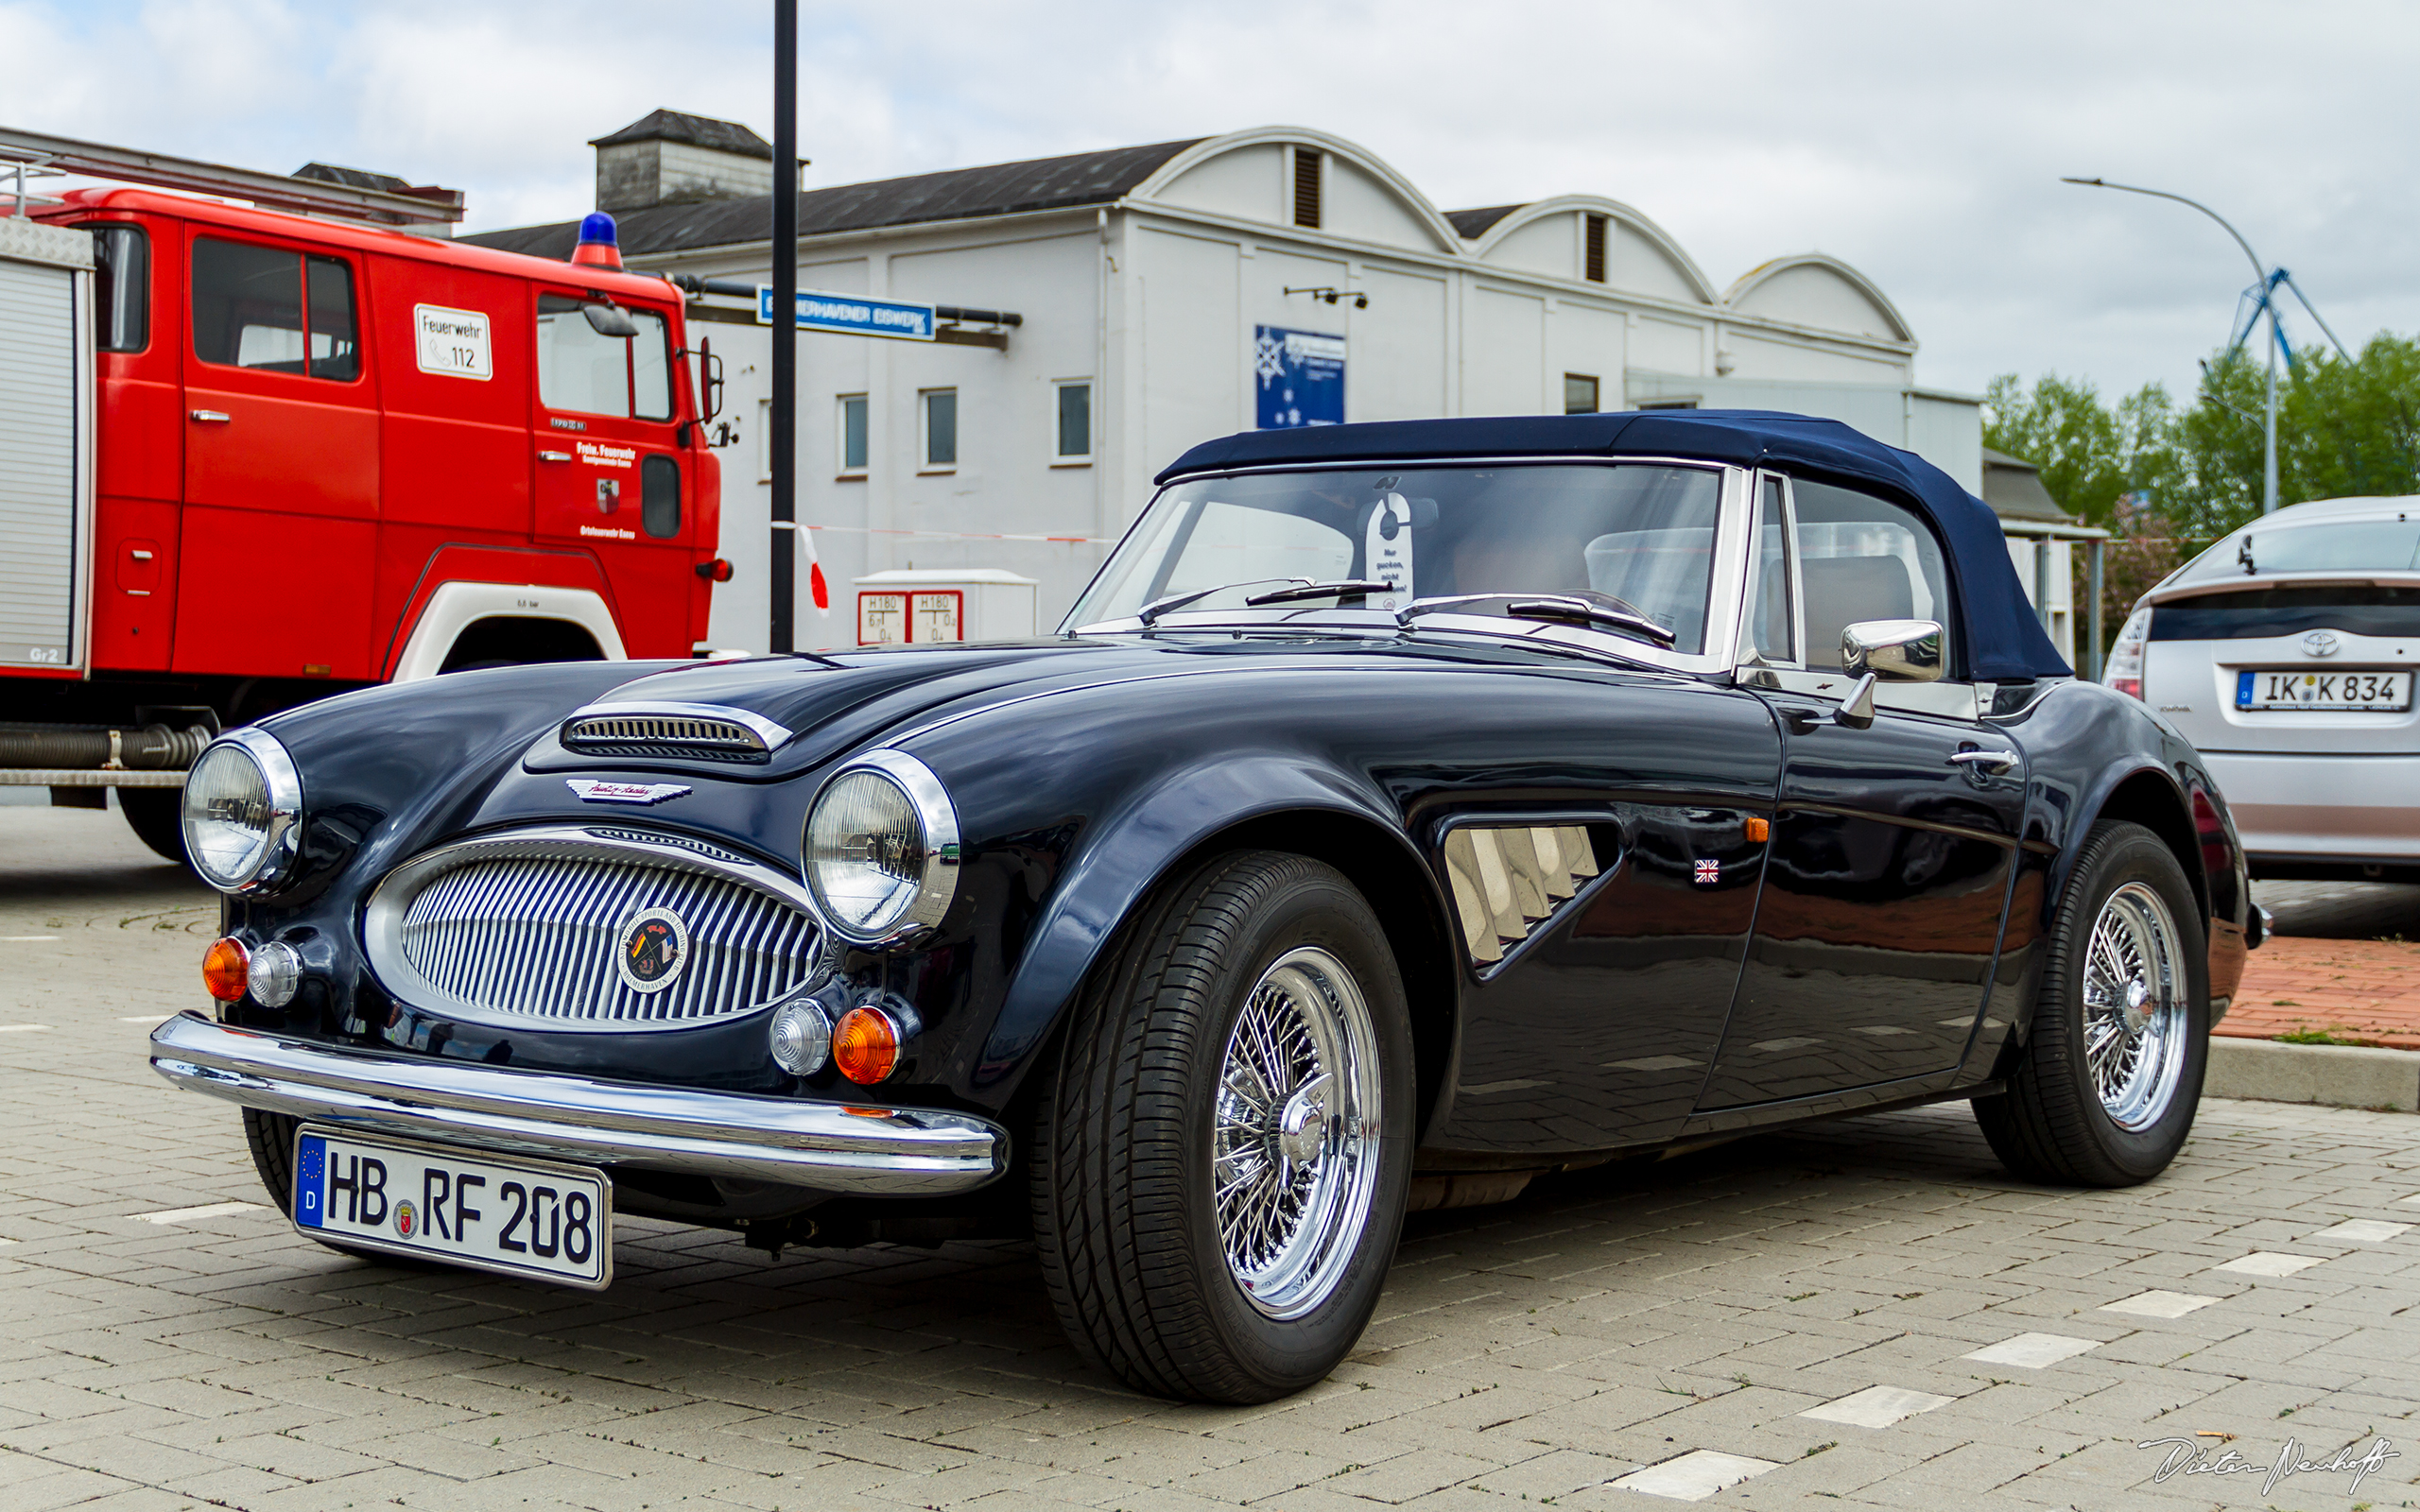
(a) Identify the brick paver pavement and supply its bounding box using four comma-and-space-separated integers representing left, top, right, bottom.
2227, 882, 2420, 1051
5, 807, 2420, 1510
2221, 935, 2420, 1049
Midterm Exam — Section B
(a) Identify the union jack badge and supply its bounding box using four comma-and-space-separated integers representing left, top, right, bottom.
1693, 858, 1722, 885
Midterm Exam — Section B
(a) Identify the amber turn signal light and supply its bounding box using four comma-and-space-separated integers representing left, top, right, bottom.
832, 1005, 902, 1085
1743, 816, 1771, 843
201, 937, 250, 1002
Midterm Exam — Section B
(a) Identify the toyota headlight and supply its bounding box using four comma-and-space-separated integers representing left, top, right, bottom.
182, 729, 303, 894
803, 750, 960, 943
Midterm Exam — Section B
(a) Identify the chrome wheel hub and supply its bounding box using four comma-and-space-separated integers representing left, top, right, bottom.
2083, 881, 2188, 1132
1213, 947, 1382, 1319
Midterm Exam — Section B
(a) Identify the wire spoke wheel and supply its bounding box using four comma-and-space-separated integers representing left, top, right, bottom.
1211, 947, 1382, 1319
2079, 880, 2188, 1131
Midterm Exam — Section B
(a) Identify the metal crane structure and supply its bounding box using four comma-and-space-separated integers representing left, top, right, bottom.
2062, 177, 2350, 516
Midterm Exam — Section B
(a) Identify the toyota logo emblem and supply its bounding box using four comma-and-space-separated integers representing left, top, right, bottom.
2301, 630, 2340, 658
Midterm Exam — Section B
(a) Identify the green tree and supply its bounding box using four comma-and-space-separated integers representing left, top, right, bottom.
1981, 372, 2180, 527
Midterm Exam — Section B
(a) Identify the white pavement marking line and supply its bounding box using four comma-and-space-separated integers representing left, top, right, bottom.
1801, 1384, 1955, 1428
1460, 1079, 1547, 1094
137, 1202, 265, 1225
1606, 1056, 1698, 1072
0, 936, 60, 942
1609, 1451, 1781, 1501
1962, 1332, 2100, 1368
1753, 1037, 1821, 1053
2100, 1290, 2221, 1319
0, 1024, 51, 1034
2311, 1219, 2413, 1244
2215, 1251, 2325, 1277
118, 1014, 172, 1023
2401, 1193, 2420, 1206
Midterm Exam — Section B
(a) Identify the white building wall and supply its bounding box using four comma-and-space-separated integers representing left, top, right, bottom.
643, 132, 1977, 649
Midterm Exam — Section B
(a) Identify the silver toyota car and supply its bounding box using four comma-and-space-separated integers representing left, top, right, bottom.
2104, 495, 2420, 882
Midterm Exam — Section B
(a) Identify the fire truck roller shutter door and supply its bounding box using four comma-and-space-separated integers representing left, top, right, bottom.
388, 581, 626, 682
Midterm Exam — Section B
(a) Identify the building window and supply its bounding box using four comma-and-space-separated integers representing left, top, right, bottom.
1053, 380, 1092, 463
1292, 147, 1322, 230
838, 393, 869, 475
921, 387, 958, 471
1564, 374, 1600, 415
1583, 214, 1607, 284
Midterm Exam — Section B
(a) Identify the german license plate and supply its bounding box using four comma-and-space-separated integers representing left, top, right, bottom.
291, 1127, 612, 1288
2236, 669, 2411, 712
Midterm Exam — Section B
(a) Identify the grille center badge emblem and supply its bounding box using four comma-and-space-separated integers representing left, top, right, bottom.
615, 906, 690, 994
2302, 630, 2340, 658
567, 779, 693, 805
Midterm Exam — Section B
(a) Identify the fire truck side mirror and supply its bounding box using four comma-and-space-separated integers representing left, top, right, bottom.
581, 301, 641, 339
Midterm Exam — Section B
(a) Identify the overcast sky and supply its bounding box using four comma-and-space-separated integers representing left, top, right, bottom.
12, 0, 2417, 406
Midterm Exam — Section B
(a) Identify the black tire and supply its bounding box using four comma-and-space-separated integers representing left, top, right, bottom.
1974, 820, 2208, 1187
241, 1109, 441, 1268
1031, 851, 1414, 1403
118, 787, 191, 868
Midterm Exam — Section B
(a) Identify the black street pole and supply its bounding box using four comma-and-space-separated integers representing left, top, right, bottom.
768, 0, 798, 653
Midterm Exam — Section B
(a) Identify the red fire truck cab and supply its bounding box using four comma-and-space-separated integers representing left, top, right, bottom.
3, 189, 724, 862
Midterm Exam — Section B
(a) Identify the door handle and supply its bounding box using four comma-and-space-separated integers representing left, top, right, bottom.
538, 450, 573, 463
189, 409, 230, 423
1948, 749, 2018, 771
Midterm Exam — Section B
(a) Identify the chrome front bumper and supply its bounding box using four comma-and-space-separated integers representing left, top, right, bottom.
149, 1013, 1004, 1194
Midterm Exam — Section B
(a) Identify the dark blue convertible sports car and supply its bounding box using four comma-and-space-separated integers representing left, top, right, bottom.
153, 410, 2257, 1402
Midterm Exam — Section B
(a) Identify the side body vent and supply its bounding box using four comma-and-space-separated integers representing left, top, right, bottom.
1441, 824, 1601, 966
560, 701, 792, 764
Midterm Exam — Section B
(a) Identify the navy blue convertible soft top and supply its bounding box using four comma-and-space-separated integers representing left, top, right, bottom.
1156, 410, 2071, 682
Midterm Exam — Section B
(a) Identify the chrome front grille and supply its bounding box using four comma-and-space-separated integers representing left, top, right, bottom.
364, 827, 828, 1031
560, 701, 792, 764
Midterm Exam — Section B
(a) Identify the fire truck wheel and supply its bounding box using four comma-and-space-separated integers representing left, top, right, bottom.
117, 788, 193, 869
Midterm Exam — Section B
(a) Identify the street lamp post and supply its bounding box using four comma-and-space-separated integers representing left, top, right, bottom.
2061, 177, 2280, 515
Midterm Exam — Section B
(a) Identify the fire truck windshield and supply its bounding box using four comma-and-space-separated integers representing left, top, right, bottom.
537, 294, 669, 421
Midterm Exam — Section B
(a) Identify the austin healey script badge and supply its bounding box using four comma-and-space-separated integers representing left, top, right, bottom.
614, 906, 690, 994
566, 779, 693, 805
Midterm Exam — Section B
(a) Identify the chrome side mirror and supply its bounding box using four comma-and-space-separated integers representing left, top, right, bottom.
1842, 619, 1945, 683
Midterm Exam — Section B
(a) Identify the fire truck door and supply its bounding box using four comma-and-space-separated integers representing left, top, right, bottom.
531, 293, 686, 652
176, 233, 378, 679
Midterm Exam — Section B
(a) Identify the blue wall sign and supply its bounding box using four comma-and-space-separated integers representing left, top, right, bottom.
758, 287, 939, 341
1254, 325, 1346, 429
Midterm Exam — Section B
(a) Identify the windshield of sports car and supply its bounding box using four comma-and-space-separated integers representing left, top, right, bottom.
2176, 514, 2420, 581
1065, 464, 1725, 653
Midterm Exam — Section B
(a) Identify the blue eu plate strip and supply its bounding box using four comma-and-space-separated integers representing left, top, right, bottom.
295, 1133, 325, 1228
2236, 671, 2254, 708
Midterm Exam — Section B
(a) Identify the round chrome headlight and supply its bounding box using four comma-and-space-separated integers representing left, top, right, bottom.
803, 750, 960, 943
181, 730, 303, 895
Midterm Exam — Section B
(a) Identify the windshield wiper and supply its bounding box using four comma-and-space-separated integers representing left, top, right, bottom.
1503, 594, 1678, 646
1243, 578, 1397, 607
1132, 578, 1302, 625
1395, 593, 1678, 647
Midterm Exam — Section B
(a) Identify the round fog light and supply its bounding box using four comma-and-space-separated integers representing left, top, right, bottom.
250, 941, 302, 1008
769, 998, 832, 1075
832, 1005, 902, 1085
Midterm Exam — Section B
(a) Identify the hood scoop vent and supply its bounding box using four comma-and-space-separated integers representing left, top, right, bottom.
560, 702, 793, 764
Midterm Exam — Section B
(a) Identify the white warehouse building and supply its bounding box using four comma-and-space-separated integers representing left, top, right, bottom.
473, 113, 2048, 654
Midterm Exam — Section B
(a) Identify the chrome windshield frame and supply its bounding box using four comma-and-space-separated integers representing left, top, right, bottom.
1063, 456, 1754, 679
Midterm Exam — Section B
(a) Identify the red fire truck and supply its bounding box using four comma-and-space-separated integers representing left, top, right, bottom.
1, 135, 727, 864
